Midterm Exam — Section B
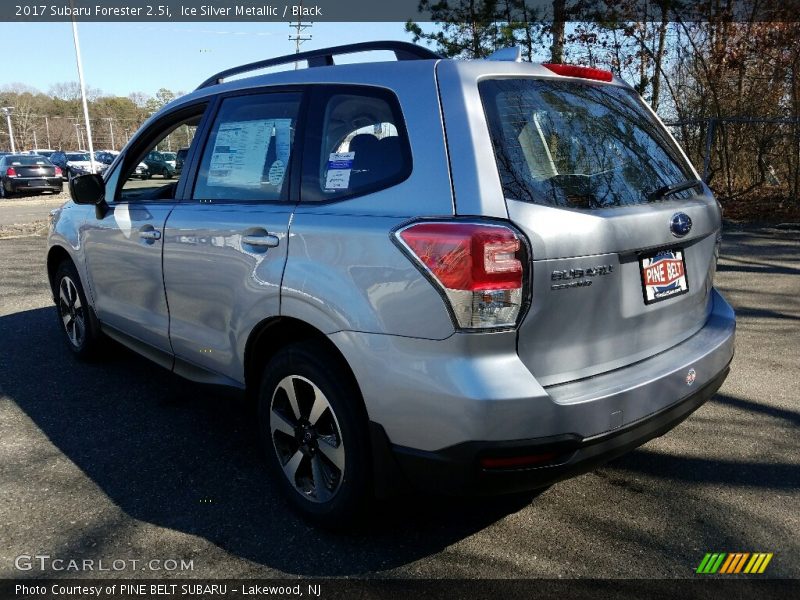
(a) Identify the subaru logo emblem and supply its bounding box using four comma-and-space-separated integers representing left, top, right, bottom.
670, 213, 692, 237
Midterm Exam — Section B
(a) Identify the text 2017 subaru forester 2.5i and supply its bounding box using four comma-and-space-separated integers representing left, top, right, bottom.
48, 42, 735, 525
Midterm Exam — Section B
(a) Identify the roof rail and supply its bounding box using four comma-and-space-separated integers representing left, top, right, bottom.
196, 41, 442, 90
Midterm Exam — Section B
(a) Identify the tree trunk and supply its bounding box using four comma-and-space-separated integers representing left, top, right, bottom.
551, 0, 566, 63
651, 6, 669, 110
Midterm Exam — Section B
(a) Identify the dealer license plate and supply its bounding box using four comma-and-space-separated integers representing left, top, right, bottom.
639, 248, 689, 305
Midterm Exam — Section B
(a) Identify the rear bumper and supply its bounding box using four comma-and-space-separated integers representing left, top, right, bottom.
388, 363, 729, 494
5, 177, 63, 193
331, 289, 735, 493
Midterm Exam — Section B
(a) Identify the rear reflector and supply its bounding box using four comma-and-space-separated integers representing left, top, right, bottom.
542, 63, 613, 82
480, 452, 561, 470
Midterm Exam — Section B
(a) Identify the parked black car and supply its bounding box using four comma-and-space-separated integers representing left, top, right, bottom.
0, 154, 63, 198
144, 150, 175, 178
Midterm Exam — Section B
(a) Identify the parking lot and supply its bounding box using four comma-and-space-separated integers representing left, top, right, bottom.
0, 199, 797, 579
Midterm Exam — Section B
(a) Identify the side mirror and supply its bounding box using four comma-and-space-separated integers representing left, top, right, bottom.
70, 173, 108, 219
70, 173, 104, 205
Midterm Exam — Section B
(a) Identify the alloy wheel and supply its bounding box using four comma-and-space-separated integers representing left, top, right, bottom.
270, 375, 345, 503
58, 276, 86, 348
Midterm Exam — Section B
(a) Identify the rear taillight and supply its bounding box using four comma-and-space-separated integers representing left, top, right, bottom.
396, 222, 527, 329
542, 63, 613, 82
6, 167, 17, 177
54, 166, 62, 176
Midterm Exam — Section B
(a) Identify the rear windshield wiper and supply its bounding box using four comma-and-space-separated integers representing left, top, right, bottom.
649, 178, 703, 201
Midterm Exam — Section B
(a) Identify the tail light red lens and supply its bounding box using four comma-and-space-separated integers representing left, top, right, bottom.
399, 222, 522, 291
396, 222, 527, 329
55, 166, 62, 176
542, 63, 613, 82
6, 167, 17, 177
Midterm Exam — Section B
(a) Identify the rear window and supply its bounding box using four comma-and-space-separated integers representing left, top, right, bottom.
479, 79, 695, 209
5, 156, 52, 166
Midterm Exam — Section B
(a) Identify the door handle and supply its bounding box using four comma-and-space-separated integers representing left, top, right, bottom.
242, 233, 280, 248
139, 229, 162, 241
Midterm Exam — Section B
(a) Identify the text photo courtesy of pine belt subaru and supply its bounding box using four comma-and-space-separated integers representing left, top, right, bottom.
47, 41, 735, 526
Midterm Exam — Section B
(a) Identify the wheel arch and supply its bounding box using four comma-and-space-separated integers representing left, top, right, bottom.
244, 316, 368, 417
46, 245, 74, 300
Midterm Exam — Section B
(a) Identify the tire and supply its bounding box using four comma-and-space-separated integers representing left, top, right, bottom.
258, 341, 371, 527
163, 167, 172, 180
54, 261, 102, 359
0, 182, 12, 199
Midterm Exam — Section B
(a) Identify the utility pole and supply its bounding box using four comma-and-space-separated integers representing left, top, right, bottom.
289, 9, 312, 70
73, 121, 82, 149
1, 107, 16, 153
45, 115, 51, 149
70, 2, 96, 171
105, 117, 115, 150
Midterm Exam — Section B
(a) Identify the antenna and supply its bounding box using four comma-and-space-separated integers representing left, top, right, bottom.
288, 3, 312, 70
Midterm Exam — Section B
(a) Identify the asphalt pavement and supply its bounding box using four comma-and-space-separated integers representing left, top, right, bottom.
0, 193, 67, 229
0, 216, 797, 579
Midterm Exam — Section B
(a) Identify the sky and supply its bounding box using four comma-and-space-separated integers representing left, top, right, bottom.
1, 21, 412, 97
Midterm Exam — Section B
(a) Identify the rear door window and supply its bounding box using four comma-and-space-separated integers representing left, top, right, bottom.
302, 87, 412, 202
479, 79, 695, 209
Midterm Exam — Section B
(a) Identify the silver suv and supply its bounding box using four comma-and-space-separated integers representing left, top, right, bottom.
47, 42, 735, 525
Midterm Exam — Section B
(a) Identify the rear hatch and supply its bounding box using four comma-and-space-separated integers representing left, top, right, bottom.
478, 76, 721, 386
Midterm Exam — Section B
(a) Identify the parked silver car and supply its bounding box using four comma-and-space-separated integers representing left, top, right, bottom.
47, 42, 735, 525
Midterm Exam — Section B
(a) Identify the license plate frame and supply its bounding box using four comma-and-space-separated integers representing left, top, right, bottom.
27, 179, 47, 187
639, 248, 689, 305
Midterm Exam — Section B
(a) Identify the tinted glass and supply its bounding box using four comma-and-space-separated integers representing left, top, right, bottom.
66, 153, 89, 161
4, 155, 53, 166
193, 92, 301, 202
479, 79, 695, 209
306, 90, 411, 202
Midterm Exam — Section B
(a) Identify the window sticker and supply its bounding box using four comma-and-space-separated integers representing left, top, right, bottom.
274, 119, 292, 168
324, 151, 354, 190
206, 118, 292, 189
268, 160, 285, 186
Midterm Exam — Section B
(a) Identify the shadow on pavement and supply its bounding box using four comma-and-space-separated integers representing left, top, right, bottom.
0, 306, 536, 576
608, 447, 799, 490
